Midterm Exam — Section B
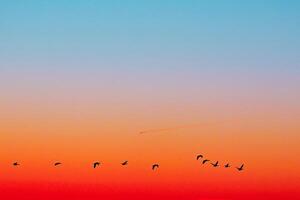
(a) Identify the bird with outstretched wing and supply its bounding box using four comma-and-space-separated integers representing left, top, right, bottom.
93, 162, 100, 168
152, 164, 159, 170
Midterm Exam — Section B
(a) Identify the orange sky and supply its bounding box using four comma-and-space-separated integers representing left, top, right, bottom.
1, 94, 299, 199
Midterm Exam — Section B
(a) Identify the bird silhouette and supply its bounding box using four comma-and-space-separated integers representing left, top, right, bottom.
211, 161, 219, 167
121, 161, 128, 165
54, 162, 62, 166
13, 162, 19, 166
196, 155, 203, 160
236, 164, 244, 171
202, 159, 210, 164
224, 163, 230, 168
93, 162, 100, 168
152, 164, 159, 170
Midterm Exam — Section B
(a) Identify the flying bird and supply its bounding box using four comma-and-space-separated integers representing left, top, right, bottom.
152, 164, 159, 170
13, 162, 20, 166
211, 161, 219, 167
224, 163, 230, 168
54, 162, 62, 166
202, 159, 210, 164
93, 162, 100, 168
196, 155, 203, 160
236, 164, 244, 171
121, 161, 128, 165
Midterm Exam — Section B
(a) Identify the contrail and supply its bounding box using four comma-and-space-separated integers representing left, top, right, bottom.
139, 124, 205, 134
139, 119, 228, 135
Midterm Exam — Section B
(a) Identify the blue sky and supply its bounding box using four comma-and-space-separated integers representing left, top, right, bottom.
1, 0, 299, 72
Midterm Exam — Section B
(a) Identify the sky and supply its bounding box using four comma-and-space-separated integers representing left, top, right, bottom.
0, 1, 300, 199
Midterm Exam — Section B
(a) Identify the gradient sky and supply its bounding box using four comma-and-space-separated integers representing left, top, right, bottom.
0, 1, 300, 199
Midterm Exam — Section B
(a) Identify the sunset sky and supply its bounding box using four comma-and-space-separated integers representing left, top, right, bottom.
1, 1, 300, 199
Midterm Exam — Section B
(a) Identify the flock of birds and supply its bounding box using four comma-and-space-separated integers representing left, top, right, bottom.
196, 154, 244, 171
10, 155, 244, 171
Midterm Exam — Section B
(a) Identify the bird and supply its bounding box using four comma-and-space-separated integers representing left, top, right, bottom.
236, 164, 244, 171
152, 164, 159, 170
224, 163, 230, 168
211, 161, 219, 167
93, 162, 100, 168
196, 155, 203, 160
121, 161, 128, 165
202, 159, 210, 164
13, 162, 20, 166
54, 162, 62, 166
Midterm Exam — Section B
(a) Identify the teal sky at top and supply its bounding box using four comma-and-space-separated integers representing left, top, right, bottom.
0, 0, 299, 71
